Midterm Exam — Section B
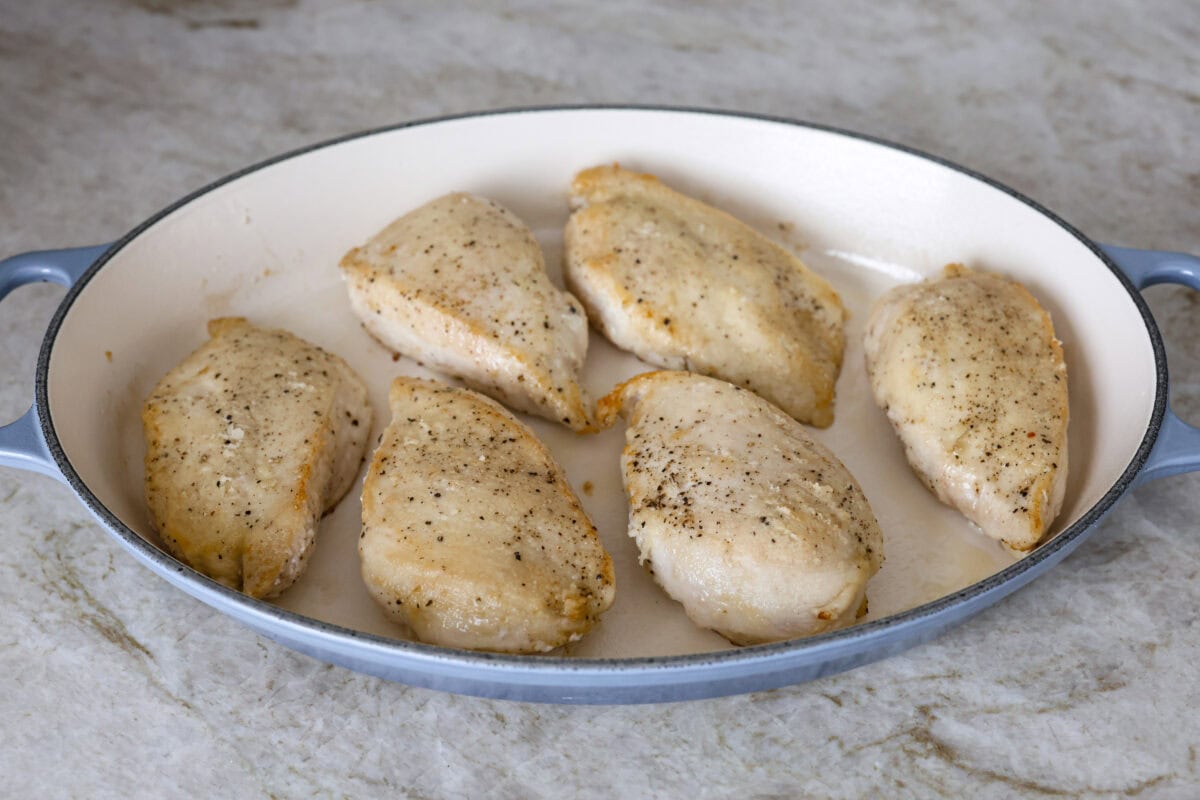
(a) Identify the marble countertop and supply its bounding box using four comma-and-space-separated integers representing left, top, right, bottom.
2, 2, 1199, 797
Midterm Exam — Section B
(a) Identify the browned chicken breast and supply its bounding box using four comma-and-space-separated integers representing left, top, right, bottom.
863, 264, 1069, 552
564, 164, 846, 427
340, 192, 594, 431
143, 317, 372, 599
598, 371, 882, 645
359, 377, 615, 653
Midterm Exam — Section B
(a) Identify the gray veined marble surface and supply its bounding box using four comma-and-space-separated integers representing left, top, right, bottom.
2, 1, 1199, 797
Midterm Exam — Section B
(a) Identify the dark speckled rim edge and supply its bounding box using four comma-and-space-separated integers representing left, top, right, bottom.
33, 105, 1167, 686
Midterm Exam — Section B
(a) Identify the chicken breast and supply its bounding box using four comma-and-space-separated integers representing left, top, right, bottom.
340, 192, 594, 431
598, 371, 882, 645
143, 317, 372, 599
863, 264, 1069, 552
564, 164, 846, 427
359, 377, 615, 653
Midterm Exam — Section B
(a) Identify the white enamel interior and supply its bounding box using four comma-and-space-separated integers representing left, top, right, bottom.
46, 109, 1156, 659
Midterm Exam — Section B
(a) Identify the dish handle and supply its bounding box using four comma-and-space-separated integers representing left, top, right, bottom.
1102, 243, 1200, 485
0, 244, 110, 482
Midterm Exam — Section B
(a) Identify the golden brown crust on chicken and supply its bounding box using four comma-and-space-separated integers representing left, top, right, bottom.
600, 370, 882, 645
340, 192, 594, 431
143, 317, 372, 598
565, 164, 846, 427
863, 265, 1069, 551
359, 377, 615, 653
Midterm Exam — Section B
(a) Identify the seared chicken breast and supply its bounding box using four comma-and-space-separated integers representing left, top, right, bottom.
598, 371, 882, 645
359, 377, 615, 653
143, 317, 372, 599
340, 192, 594, 431
565, 165, 846, 427
863, 264, 1069, 552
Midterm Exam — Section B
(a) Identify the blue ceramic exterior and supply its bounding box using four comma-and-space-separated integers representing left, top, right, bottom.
2, 110, 1198, 704
0, 244, 108, 480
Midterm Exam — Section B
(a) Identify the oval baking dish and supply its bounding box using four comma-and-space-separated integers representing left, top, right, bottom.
2, 107, 1198, 703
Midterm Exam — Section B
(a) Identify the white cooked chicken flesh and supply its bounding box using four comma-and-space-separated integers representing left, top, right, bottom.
598, 371, 883, 645
359, 377, 615, 653
143, 317, 372, 599
863, 264, 1069, 552
340, 192, 595, 431
564, 164, 847, 427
